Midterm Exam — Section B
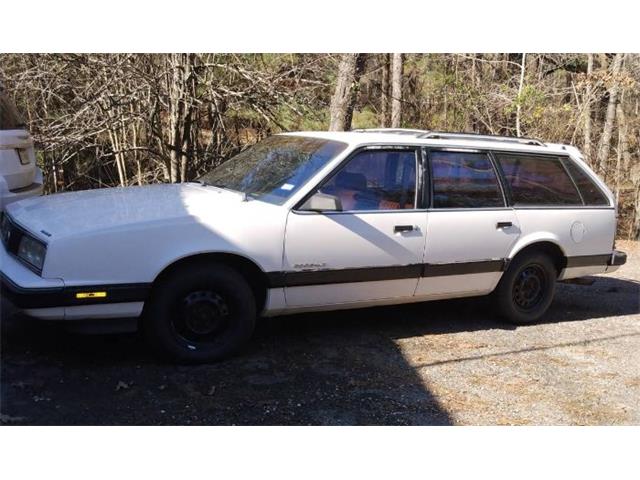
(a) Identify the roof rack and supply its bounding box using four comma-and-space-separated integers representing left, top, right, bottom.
350, 128, 547, 147
418, 131, 546, 147
351, 128, 431, 136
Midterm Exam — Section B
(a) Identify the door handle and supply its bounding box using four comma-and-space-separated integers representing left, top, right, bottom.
496, 221, 513, 229
394, 225, 415, 233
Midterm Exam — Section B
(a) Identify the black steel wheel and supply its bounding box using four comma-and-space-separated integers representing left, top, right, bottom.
512, 264, 548, 312
143, 263, 256, 363
494, 252, 557, 324
172, 290, 231, 343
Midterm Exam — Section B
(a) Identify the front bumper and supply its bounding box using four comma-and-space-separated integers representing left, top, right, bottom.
0, 240, 65, 310
1, 272, 150, 310
1, 272, 65, 309
1, 242, 149, 316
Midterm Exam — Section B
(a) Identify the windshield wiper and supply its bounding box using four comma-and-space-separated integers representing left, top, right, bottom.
194, 180, 225, 189
193, 180, 250, 200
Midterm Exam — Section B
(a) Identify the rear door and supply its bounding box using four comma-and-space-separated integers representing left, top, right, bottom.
415, 148, 521, 298
283, 146, 428, 307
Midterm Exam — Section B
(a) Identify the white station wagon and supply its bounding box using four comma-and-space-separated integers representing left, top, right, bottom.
0, 129, 627, 362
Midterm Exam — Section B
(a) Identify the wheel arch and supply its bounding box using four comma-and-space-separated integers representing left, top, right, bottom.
507, 237, 567, 275
151, 252, 270, 313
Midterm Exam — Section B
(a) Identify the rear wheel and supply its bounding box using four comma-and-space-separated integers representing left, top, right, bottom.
143, 263, 256, 363
494, 252, 557, 324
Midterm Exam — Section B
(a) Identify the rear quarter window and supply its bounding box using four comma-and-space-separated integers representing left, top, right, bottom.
561, 158, 610, 206
495, 153, 582, 206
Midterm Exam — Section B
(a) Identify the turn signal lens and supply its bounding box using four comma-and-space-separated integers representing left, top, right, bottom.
75, 292, 107, 299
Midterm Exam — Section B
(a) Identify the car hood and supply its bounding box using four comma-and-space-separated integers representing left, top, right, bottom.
6, 183, 246, 240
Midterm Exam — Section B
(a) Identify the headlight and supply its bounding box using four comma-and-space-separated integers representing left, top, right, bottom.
17, 234, 46, 271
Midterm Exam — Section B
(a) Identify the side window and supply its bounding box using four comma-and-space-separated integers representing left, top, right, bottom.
319, 149, 416, 211
430, 151, 504, 208
561, 158, 609, 206
495, 154, 582, 206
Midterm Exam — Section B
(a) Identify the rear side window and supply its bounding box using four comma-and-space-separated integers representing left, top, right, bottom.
495, 154, 582, 206
430, 151, 504, 208
561, 159, 610, 206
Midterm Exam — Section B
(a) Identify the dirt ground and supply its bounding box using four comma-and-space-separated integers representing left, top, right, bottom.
1, 241, 638, 425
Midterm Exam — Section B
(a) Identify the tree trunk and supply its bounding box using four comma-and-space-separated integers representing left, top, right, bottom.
616, 97, 631, 173
634, 183, 640, 240
167, 53, 197, 182
380, 54, 390, 128
596, 53, 624, 175
583, 53, 594, 163
470, 53, 477, 87
615, 128, 622, 204
466, 53, 478, 131
515, 53, 526, 137
390, 53, 403, 128
633, 159, 640, 240
328, 54, 366, 131
168, 55, 184, 183
108, 128, 126, 187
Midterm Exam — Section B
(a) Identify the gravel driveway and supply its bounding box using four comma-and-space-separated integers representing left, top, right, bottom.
2, 241, 638, 425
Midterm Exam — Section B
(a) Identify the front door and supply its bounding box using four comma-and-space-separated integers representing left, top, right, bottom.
283, 147, 427, 307
415, 149, 521, 298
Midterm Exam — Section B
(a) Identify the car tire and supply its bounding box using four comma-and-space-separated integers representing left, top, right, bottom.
494, 252, 557, 325
143, 263, 256, 363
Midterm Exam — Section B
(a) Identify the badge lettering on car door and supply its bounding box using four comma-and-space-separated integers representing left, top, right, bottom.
294, 262, 327, 270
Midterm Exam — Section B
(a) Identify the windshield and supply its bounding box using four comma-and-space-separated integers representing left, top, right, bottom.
0, 89, 26, 130
199, 135, 348, 205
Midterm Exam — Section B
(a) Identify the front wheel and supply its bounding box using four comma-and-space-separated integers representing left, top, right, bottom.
143, 263, 256, 363
494, 252, 557, 325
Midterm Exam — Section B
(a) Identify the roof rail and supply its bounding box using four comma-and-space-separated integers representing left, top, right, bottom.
418, 131, 546, 147
351, 128, 431, 136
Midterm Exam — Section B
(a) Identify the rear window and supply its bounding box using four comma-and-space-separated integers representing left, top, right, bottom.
561, 158, 610, 206
430, 151, 504, 208
495, 153, 582, 206
0, 90, 26, 130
